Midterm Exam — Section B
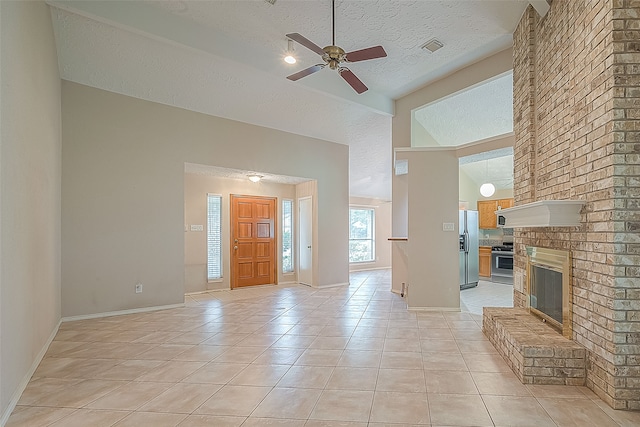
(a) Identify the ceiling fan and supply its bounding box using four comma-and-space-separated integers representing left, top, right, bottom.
285, 0, 387, 94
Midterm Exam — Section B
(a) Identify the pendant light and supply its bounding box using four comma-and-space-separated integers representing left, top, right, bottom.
480, 159, 495, 197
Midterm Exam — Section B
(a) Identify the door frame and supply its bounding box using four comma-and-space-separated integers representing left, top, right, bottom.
298, 196, 313, 286
230, 194, 278, 289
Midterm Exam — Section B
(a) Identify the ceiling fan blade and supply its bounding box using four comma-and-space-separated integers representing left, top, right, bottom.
285, 33, 325, 56
345, 46, 387, 62
339, 68, 368, 94
286, 64, 325, 81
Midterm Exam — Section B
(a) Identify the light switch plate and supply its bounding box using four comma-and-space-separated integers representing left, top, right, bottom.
442, 222, 455, 231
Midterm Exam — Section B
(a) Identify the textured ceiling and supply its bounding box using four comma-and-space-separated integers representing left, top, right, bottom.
48, 0, 530, 200
413, 72, 514, 147
459, 147, 513, 190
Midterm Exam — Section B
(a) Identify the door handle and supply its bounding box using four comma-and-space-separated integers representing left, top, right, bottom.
234, 239, 238, 243
234, 246, 238, 250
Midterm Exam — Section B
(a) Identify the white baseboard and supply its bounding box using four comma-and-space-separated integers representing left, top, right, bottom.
61, 303, 185, 323
185, 289, 229, 295
408, 306, 461, 312
349, 266, 391, 272
312, 281, 349, 289
0, 319, 62, 426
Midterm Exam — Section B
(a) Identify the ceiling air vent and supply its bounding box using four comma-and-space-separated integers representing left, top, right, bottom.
421, 38, 443, 53
264, 0, 277, 5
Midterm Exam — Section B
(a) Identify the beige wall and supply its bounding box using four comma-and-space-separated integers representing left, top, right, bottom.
0, 1, 62, 421
349, 197, 392, 272
184, 173, 298, 293
62, 81, 349, 317
397, 149, 460, 310
458, 168, 478, 209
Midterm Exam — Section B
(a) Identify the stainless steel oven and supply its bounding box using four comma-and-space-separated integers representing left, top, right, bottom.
491, 246, 513, 284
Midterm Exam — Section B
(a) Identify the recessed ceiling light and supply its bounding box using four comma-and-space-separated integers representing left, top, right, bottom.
421, 38, 443, 53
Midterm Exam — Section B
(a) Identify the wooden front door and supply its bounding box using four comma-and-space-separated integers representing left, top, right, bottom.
231, 195, 277, 289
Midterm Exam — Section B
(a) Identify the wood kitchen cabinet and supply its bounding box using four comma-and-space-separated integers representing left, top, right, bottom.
478, 198, 514, 229
478, 200, 498, 229
479, 246, 492, 277
497, 198, 514, 210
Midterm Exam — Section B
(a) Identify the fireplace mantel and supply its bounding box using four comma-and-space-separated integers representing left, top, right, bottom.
497, 200, 585, 228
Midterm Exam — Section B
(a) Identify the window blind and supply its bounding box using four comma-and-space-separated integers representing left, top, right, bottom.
207, 194, 222, 280
282, 199, 294, 273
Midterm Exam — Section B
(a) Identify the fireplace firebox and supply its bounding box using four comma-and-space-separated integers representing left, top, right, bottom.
526, 247, 572, 338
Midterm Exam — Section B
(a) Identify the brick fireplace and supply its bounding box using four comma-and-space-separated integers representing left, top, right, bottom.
512, 1, 640, 410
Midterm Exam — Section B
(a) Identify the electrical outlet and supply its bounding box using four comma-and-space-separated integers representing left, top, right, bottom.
442, 222, 455, 231
135, 283, 143, 293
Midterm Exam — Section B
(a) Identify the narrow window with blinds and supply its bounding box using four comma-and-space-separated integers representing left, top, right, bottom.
282, 199, 294, 273
207, 194, 222, 280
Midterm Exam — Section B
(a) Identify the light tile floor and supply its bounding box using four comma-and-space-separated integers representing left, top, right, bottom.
8, 269, 640, 426
460, 279, 514, 315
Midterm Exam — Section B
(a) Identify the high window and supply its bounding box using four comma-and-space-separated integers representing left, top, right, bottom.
282, 199, 294, 273
207, 194, 222, 280
349, 208, 375, 263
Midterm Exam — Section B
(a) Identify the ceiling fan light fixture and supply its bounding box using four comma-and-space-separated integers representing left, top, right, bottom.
284, 39, 296, 64
284, 0, 386, 94
421, 38, 444, 53
248, 174, 263, 183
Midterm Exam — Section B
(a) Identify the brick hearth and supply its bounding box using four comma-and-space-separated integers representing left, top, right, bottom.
483, 307, 586, 386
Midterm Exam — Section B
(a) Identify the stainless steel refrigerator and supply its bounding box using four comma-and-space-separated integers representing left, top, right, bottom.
459, 210, 479, 290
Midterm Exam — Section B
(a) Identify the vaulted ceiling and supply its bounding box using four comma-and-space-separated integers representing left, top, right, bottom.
48, 0, 535, 200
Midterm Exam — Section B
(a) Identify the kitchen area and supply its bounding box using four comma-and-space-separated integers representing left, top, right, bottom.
477, 197, 514, 285
458, 148, 515, 289
457, 149, 515, 313
459, 197, 515, 314
458, 198, 514, 290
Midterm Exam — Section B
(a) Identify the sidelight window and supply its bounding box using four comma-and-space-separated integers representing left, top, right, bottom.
282, 199, 294, 273
207, 194, 222, 280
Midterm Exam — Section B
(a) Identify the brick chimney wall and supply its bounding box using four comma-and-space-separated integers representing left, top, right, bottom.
512, 0, 640, 410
